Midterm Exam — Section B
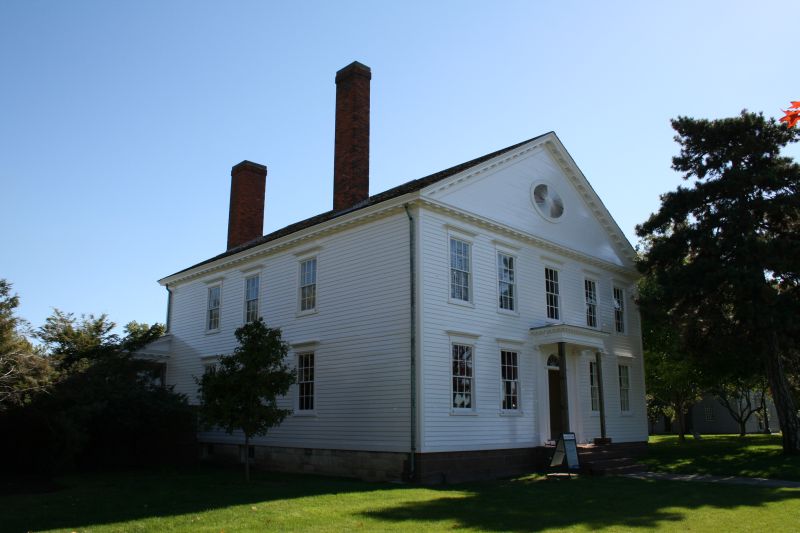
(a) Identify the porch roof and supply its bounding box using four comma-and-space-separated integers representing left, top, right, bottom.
529, 323, 608, 351
133, 334, 172, 362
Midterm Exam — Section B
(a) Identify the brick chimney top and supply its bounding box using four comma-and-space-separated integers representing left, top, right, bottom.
333, 61, 371, 211
227, 160, 267, 250
335, 61, 372, 83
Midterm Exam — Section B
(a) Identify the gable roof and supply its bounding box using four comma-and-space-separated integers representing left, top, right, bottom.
163, 133, 549, 280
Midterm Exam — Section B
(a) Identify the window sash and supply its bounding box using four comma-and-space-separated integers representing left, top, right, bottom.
618, 365, 630, 412
613, 287, 625, 333
589, 361, 599, 411
450, 238, 471, 301
297, 352, 315, 411
501, 350, 519, 410
497, 253, 515, 311
545, 268, 560, 320
451, 344, 473, 409
207, 286, 220, 330
300, 259, 317, 311
585, 279, 597, 328
245, 275, 259, 323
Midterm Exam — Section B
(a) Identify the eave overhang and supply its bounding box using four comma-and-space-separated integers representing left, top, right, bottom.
529, 323, 609, 351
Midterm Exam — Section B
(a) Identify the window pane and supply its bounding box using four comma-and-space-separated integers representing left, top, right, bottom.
545, 268, 559, 320
449, 239, 471, 302
298, 352, 314, 411
452, 344, 474, 409
614, 287, 625, 333
500, 350, 519, 410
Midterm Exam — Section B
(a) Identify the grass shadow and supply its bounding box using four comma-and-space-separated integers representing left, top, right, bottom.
644, 434, 800, 480
0, 464, 402, 532
362, 474, 800, 531
3, 464, 799, 532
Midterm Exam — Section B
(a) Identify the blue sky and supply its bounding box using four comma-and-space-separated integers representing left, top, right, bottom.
1, 1, 797, 332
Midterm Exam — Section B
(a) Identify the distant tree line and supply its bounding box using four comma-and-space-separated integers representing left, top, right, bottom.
0, 280, 196, 477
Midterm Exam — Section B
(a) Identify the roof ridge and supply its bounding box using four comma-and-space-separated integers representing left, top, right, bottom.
163, 134, 551, 280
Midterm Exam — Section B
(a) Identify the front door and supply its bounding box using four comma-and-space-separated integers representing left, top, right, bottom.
548, 369, 563, 440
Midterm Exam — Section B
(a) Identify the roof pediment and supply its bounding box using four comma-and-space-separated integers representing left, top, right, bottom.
420, 133, 637, 269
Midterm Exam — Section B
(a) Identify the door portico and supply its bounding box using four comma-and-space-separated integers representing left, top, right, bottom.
531, 324, 609, 444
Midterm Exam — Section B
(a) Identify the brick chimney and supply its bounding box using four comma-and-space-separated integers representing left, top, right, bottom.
333, 61, 371, 211
227, 160, 267, 250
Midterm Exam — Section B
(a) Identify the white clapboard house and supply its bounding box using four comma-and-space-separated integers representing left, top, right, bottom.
142, 62, 647, 482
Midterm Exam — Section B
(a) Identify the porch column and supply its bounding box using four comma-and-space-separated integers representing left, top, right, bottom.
558, 341, 569, 433
595, 351, 607, 439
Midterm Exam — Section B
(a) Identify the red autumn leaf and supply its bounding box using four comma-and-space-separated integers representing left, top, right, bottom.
780, 101, 800, 128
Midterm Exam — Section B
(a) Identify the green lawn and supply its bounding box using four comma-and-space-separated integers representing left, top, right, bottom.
645, 434, 800, 481
1, 465, 799, 533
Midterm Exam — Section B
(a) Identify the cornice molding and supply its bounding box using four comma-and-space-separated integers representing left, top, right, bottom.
426, 143, 541, 197
160, 194, 418, 286
419, 198, 638, 279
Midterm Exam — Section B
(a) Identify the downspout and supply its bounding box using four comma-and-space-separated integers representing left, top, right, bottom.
404, 204, 417, 480
165, 283, 173, 333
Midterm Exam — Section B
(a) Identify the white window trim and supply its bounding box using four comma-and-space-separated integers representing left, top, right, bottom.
584, 278, 599, 329
243, 273, 260, 325
294, 350, 317, 416
496, 247, 519, 316
449, 332, 479, 415
296, 255, 318, 316
544, 265, 561, 322
613, 285, 627, 335
498, 344, 523, 415
447, 232, 474, 307
205, 281, 222, 334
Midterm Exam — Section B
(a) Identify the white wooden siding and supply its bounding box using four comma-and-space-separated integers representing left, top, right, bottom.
167, 212, 412, 452
417, 207, 647, 452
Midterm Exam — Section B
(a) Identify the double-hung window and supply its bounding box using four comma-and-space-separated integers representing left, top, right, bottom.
618, 364, 630, 412
497, 253, 516, 311
207, 285, 221, 331
299, 258, 317, 312
613, 286, 625, 333
297, 352, 315, 411
500, 350, 520, 411
585, 279, 597, 328
450, 238, 471, 302
545, 267, 560, 320
589, 361, 600, 412
451, 343, 474, 409
244, 275, 259, 323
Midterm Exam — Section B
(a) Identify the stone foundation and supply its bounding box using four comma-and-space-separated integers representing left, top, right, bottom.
200, 442, 406, 482
411, 447, 549, 484
200, 442, 554, 483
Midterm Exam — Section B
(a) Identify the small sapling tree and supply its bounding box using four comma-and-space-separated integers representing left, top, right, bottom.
196, 319, 295, 481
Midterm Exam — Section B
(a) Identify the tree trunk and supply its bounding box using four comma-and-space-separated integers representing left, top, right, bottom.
761, 393, 771, 434
675, 404, 686, 442
765, 331, 800, 455
244, 434, 250, 482
739, 420, 746, 437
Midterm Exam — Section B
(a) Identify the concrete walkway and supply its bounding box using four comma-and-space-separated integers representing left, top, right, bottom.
623, 471, 800, 489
